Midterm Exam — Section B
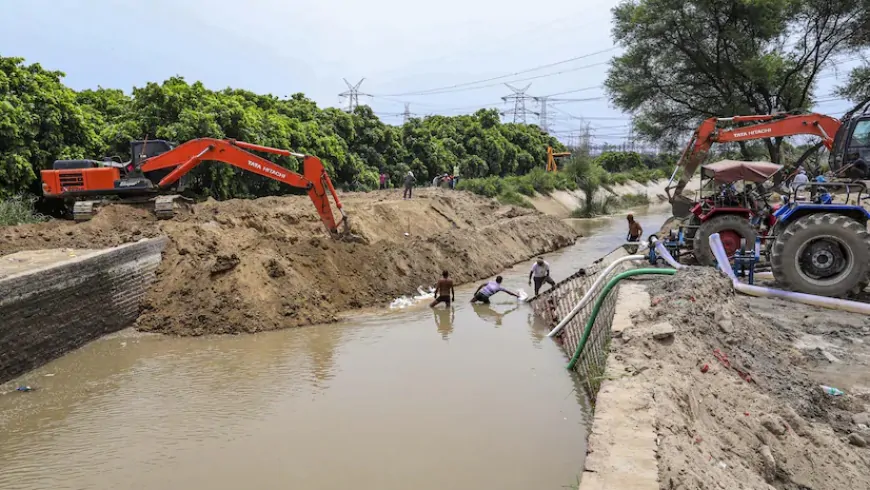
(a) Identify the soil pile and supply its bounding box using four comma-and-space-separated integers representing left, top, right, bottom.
0, 189, 577, 335
616, 268, 870, 489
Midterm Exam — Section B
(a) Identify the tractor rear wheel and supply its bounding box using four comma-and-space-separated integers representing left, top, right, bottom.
771, 213, 870, 297
692, 214, 757, 267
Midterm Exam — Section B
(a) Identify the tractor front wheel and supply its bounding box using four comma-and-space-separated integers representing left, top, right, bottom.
692, 214, 757, 267
771, 213, 870, 297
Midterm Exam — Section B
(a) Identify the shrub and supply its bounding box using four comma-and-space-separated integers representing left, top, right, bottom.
619, 193, 651, 207
456, 177, 502, 198
498, 189, 533, 208
0, 195, 49, 226
571, 195, 619, 218
526, 167, 557, 195
596, 151, 644, 172
502, 176, 531, 196
554, 172, 577, 191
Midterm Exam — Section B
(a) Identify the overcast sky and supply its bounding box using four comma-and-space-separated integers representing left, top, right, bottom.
2, 0, 860, 144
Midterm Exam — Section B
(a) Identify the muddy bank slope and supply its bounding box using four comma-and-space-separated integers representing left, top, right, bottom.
0, 189, 576, 335
616, 268, 870, 489
528, 179, 669, 218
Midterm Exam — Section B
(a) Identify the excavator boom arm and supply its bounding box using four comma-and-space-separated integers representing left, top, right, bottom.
670, 113, 841, 197
139, 138, 346, 234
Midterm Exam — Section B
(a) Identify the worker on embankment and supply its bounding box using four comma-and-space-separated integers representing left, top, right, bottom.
403, 171, 416, 199
529, 257, 555, 295
470, 276, 520, 304
430, 270, 455, 308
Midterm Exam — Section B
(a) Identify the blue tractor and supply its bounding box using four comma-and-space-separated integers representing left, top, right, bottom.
769, 182, 870, 297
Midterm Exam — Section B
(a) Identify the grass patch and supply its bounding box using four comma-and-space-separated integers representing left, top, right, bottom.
497, 189, 534, 208
457, 169, 576, 206
618, 192, 651, 207
609, 168, 668, 185
570, 193, 651, 218
0, 195, 49, 226
571, 195, 619, 218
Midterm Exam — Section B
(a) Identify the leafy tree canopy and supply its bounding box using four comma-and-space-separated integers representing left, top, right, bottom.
605, 0, 869, 163
0, 56, 565, 199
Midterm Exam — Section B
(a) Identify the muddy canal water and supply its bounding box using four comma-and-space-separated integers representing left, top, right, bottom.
0, 207, 670, 490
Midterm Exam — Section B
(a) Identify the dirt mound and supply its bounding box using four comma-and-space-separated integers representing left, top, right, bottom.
0, 189, 577, 335
616, 268, 870, 489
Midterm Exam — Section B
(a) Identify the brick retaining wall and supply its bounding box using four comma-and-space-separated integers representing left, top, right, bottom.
0, 238, 167, 383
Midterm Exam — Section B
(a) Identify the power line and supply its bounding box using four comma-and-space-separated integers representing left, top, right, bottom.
366, 53, 861, 128
396, 61, 611, 97
377, 47, 618, 97
537, 85, 602, 98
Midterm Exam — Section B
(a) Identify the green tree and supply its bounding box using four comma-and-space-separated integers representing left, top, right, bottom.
605, 0, 868, 164
596, 151, 643, 172
0, 55, 572, 200
0, 57, 102, 198
566, 150, 607, 214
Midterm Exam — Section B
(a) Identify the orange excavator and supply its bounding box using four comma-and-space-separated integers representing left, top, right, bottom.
40, 138, 349, 235
667, 112, 844, 203
662, 108, 870, 266
546, 146, 571, 172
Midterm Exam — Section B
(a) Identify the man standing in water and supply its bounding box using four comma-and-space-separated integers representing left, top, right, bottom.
626, 214, 643, 254
403, 171, 416, 199
529, 257, 556, 296
470, 276, 520, 304
430, 270, 455, 308
627, 214, 643, 242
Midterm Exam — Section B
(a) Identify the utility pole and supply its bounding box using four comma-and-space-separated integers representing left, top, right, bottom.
339, 78, 370, 113
501, 83, 537, 124
403, 103, 411, 124
537, 96, 549, 133
580, 123, 592, 153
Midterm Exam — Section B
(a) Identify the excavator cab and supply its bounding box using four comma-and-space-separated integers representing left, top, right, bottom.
127, 140, 184, 191
131, 140, 175, 167
829, 115, 870, 179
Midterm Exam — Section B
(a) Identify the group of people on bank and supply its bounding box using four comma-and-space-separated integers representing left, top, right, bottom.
377, 168, 461, 199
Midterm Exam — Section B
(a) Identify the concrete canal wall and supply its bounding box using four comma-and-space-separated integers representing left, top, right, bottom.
0, 237, 167, 384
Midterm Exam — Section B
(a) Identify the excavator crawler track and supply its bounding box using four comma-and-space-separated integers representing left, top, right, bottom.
72, 200, 101, 222
153, 195, 190, 219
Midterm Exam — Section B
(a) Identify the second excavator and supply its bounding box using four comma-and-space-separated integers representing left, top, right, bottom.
667, 105, 870, 206
40, 138, 349, 236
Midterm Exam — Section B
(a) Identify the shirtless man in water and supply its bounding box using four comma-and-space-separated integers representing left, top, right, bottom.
430, 270, 455, 308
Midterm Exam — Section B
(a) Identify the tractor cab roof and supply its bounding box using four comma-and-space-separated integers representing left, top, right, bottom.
701, 160, 783, 184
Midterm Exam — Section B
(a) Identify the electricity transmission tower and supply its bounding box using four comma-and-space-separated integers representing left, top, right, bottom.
536, 96, 550, 132
403, 103, 411, 124
579, 123, 592, 152
501, 83, 537, 124
339, 78, 370, 112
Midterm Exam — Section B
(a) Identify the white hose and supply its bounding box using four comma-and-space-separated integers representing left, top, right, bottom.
708, 233, 870, 315
650, 236, 686, 269
546, 254, 647, 337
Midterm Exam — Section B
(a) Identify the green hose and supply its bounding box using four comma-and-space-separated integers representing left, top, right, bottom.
566, 268, 676, 370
